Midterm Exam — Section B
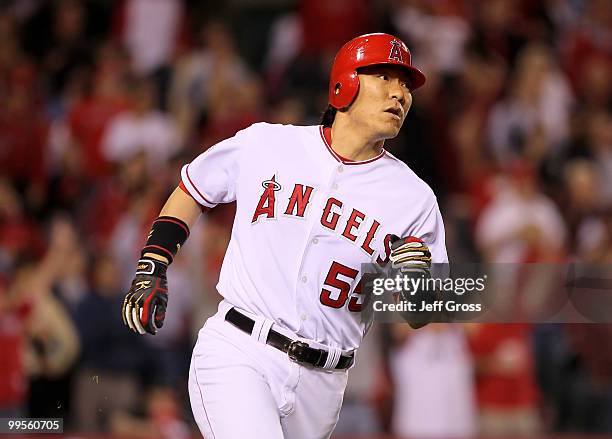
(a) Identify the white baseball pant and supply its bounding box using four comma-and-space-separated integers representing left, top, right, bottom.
188, 301, 350, 439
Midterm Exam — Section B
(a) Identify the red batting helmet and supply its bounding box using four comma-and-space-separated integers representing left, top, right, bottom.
328, 33, 426, 109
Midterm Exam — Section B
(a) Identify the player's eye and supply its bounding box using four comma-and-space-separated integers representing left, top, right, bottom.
378, 74, 389, 81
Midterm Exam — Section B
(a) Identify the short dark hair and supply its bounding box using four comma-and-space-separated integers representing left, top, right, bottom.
320, 105, 337, 127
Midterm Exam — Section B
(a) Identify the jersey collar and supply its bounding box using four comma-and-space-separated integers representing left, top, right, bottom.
319, 126, 386, 165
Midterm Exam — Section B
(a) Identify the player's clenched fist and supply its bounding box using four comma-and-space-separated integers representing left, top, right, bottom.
389, 235, 432, 274
122, 258, 168, 335
390, 235, 435, 329
122, 215, 191, 335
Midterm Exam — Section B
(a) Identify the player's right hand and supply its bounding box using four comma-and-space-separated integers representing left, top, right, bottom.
122, 258, 168, 335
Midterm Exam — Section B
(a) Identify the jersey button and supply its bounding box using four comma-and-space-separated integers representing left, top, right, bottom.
312, 238, 318, 244
332, 183, 339, 190
337, 165, 344, 173
300, 314, 307, 321
301, 275, 308, 283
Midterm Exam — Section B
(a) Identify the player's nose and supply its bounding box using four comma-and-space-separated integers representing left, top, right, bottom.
389, 81, 406, 106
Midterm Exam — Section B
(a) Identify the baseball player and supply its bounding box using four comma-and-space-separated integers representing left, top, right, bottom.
122, 33, 447, 439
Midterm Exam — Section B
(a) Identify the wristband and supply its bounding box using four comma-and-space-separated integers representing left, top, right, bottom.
141, 216, 190, 263
136, 258, 168, 278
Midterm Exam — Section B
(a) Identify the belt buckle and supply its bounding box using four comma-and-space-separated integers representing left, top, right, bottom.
287, 341, 308, 363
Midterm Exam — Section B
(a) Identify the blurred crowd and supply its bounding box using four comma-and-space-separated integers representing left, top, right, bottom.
0, 0, 611, 437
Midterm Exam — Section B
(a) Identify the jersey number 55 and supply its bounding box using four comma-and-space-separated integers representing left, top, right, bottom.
319, 261, 363, 312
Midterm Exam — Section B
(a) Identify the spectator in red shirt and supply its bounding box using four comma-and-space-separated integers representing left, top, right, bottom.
200, 77, 263, 149
0, 276, 28, 417
561, 0, 612, 93
0, 82, 48, 197
67, 43, 129, 182
468, 323, 540, 436
0, 20, 49, 209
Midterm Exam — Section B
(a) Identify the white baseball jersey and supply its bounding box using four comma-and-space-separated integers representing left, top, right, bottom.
181, 122, 447, 350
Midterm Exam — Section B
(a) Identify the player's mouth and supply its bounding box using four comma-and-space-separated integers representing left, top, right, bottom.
384, 106, 403, 121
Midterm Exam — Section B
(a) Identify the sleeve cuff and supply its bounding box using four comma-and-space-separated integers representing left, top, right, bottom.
180, 164, 218, 209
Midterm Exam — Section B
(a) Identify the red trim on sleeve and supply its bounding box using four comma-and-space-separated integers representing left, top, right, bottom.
179, 181, 190, 194
185, 165, 216, 206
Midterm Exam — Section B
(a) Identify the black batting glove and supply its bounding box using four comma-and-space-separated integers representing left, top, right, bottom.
122, 258, 168, 335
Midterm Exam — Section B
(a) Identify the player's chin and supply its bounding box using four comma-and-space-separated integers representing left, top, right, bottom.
379, 120, 403, 138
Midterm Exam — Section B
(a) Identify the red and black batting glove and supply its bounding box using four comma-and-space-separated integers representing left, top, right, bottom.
389, 235, 432, 274
122, 258, 168, 335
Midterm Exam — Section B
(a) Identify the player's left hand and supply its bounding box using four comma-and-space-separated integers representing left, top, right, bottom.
389, 235, 432, 274
122, 258, 168, 335
389, 235, 434, 329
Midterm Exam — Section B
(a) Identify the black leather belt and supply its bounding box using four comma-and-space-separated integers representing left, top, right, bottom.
225, 307, 354, 370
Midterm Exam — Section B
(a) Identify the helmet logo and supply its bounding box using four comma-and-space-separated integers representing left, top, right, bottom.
389, 40, 403, 62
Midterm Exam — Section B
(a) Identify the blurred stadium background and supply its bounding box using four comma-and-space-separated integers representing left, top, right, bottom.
0, 0, 611, 438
